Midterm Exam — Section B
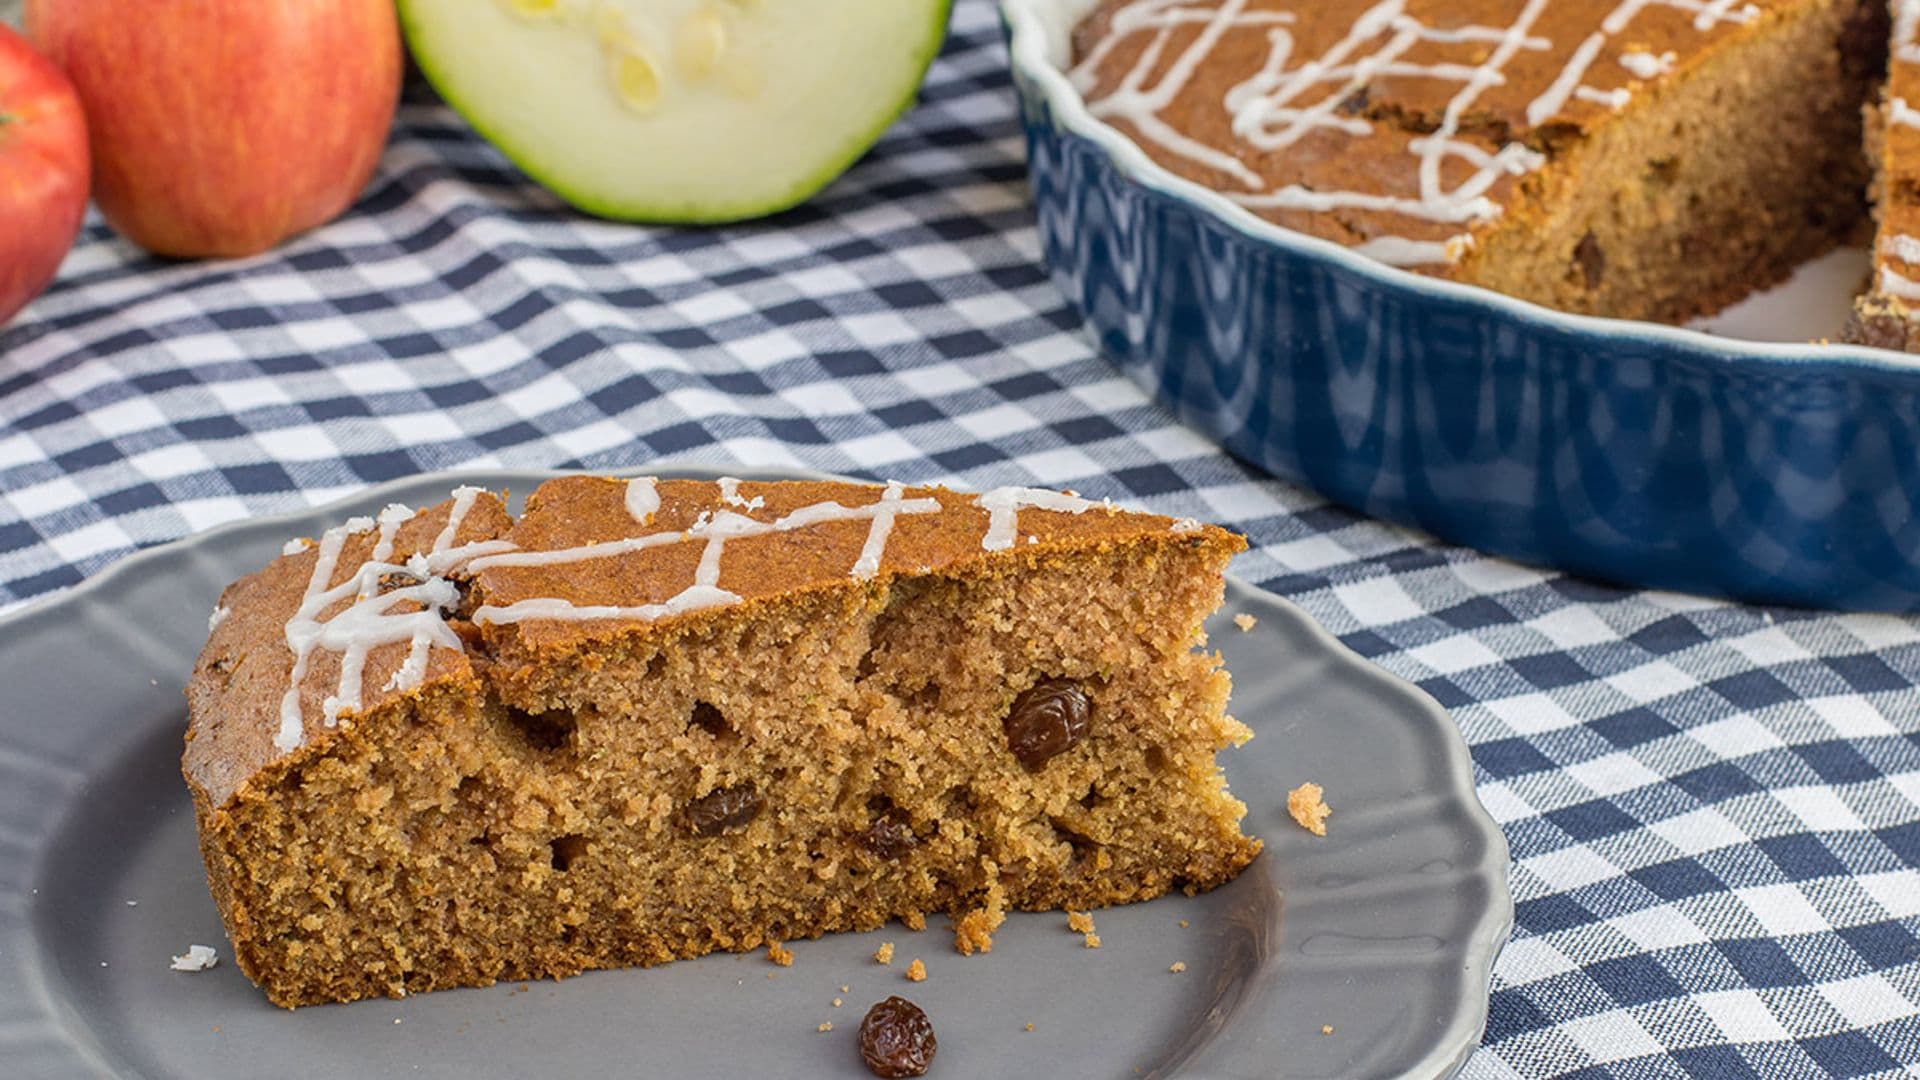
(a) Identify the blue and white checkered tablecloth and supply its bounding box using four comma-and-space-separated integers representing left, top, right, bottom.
3, 2, 1918, 1076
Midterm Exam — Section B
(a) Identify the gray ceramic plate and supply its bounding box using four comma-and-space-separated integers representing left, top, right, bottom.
0, 466, 1511, 1080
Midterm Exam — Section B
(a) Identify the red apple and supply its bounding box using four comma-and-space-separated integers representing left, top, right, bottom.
0, 23, 88, 328
25, 0, 401, 259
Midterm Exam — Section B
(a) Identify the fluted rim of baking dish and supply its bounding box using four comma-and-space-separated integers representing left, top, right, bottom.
1000, 0, 1920, 376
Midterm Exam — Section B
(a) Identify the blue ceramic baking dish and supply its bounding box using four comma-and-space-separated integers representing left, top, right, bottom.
1002, 0, 1920, 614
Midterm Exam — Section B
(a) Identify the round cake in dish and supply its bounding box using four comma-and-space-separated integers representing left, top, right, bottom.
1070, 0, 1897, 332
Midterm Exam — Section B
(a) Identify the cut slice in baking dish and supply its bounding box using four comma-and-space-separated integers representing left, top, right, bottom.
399, 0, 952, 223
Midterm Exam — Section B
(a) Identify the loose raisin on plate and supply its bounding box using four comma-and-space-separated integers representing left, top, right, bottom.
858, 996, 936, 1078
685, 783, 763, 836
1004, 679, 1091, 771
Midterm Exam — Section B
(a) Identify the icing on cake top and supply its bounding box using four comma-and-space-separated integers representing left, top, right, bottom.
240, 477, 1228, 757
1070, 0, 1768, 267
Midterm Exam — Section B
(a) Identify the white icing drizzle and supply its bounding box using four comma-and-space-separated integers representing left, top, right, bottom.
975, 486, 1100, 551
208, 606, 229, 632
431, 486, 486, 554
1893, 97, 1920, 132
1881, 266, 1920, 302
1618, 49, 1677, 80
1170, 517, 1204, 534
282, 538, 311, 556
625, 476, 660, 522
1574, 86, 1632, 111
273, 490, 516, 753
851, 482, 910, 580
1351, 236, 1455, 266
472, 486, 943, 627
1075, 0, 1758, 266
717, 476, 766, 511
1900, 0, 1920, 65
1884, 234, 1920, 267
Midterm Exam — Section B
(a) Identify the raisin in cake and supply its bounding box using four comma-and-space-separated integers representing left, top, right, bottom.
1070, 0, 1885, 324
185, 476, 1260, 1007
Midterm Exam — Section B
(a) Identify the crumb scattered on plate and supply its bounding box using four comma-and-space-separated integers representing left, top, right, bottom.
875, 942, 895, 965
170, 944, 218, 972
833, 997, 843, 1007
1025, 1022, 1035, 1032
1288, 781, 1331, 837
1178, 919, 1189, 929
1169, 961, 1187, 973
767, 941, 794, 967
1321, 1024, 1335, 1035
1233, 613, 1257, 632
1067, 911, 1094, 934
953, 904, 1001, 955
905, 958, 927, 982
818, 1022, 834, 1033
1083, 933, 1102, 949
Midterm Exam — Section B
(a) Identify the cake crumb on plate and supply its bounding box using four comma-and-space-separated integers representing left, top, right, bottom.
1066, 911, 1094, 933
1288, 781, 1331, 837
170, 944, 218, 972
875, 942, 895, 964
1169, 961, 1187, 973
1322, 1024, 1335, 1035
818, 1022, 833, 1033
1233, 613, 1257, 632
767, 941, 794, 967
905, 958, 927, 982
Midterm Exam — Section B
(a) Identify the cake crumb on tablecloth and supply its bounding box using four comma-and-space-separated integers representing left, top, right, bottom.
1288, 782, 1331, 837
905, 958, 927, 982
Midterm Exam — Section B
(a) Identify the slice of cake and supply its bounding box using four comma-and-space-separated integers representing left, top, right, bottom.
1069, 0, 1885, 324
1848, 1, 1920, 350
185, 476, 1260, 1007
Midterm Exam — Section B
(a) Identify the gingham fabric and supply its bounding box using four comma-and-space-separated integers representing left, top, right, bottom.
4, 3, 1919, 1076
